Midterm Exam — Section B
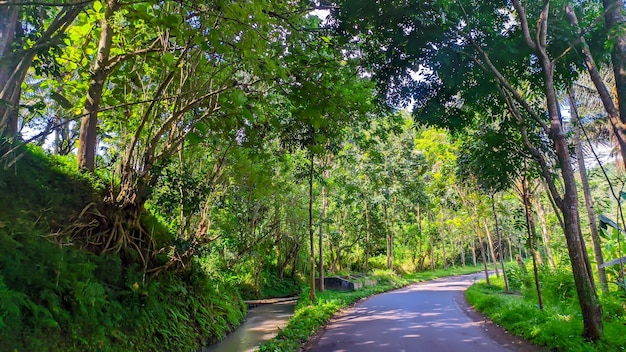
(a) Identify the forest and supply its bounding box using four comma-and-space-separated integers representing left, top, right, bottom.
0, 0, 625, 351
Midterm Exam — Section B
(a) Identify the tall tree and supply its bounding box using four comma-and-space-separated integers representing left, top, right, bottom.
569, 87, 610, 293
0, 2, 87, 139
276, 18, 375, 300
77, 0, 119, 171
457, 122, 522, 290
602, 0, 626, 138
564, 3, 626, 169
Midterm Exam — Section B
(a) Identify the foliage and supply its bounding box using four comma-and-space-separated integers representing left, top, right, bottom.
467, 271, 626, 352
599, 225, 626, 290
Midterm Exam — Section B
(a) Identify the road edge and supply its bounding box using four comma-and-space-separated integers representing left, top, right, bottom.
455, 286, 545, 352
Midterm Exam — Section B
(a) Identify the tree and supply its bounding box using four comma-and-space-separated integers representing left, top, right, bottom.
77, 0, 120, 171
0, 2, 87, 139
457, 121, 525, 292
564, 3, 626, 169
569, 87, 610, 293
274, 17, 375, 301
602, 0, 626, 142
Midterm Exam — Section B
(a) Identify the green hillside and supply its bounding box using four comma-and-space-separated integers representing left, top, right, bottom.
0, 145, 244, 351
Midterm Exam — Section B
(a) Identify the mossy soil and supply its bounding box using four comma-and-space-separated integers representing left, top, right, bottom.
0, 145, 245, 351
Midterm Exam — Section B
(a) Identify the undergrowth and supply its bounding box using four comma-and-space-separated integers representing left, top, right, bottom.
259, 265, 485, 351
466, 266, 626, 352
0, 145, 245, 351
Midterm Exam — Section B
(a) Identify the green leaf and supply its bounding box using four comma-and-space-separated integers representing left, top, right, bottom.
93, 0, 102, 12
162, 52, 175, 65
311, 115, 324, 129
196, 122, 209, 134
186, 131, 202, 146
51, 92, 73, 109
165, 14, 181, 25
232, 89, 248, 106
242, 108, 254, 121
599, 227, 611, 240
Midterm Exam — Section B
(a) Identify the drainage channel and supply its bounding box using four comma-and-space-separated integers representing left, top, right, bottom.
202, 299, 297, 352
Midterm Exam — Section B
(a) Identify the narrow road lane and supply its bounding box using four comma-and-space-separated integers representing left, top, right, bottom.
308, 273, 537, 352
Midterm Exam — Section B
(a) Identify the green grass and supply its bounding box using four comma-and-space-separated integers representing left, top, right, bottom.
258, 265, 485, 351
466, 272, 626, 352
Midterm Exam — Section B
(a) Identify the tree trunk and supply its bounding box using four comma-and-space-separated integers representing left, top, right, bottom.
417, 203, 422, 234
502, 2, 604, 338
290, 242, 300, 281
329, 234, 337, 273
540, 47, 603, 341
383, 202, 392, 270
471, 236, 477, 266
535, 193, 556, 269
0, 5, 20, 137
364, 199, 370, 272
460, 239, 466, 267
78, 0, 119, 171
440, 208, 447, 270
603, 0, 626, 166
308, 152, 315, 303
0, 6, 19, 63
491, 193, 509, 291
390, 195, 397, 270
318, 181, 327, 292
477, 233, 490, 285
430, 232, 435, 271
521, 173, 544, 310
570, 89, 609, 293
483, 221, 499, 277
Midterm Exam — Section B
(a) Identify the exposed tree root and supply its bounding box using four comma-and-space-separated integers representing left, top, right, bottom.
56, 199, 153, 268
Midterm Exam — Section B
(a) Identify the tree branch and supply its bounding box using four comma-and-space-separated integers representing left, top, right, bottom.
0, 0, 92, 6
497, 83, 563, 209
462, 33, 551, 135
512, 0, 537, 51
104, 38, 161, 72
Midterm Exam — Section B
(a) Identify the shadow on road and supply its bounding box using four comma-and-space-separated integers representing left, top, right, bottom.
307, 274, 538, 352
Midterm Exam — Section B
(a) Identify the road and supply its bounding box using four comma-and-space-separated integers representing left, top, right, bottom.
307, 273, 538, 352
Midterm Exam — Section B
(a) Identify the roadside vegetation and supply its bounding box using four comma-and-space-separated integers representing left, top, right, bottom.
467, 266, 626, 352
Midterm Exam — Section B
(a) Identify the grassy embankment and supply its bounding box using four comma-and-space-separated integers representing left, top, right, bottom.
259, 265, 486, 351
0, 145, 245, 351
466, 266, 626, 352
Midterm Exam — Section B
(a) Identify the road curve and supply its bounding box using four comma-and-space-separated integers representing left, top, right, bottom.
307, 273, 538, 352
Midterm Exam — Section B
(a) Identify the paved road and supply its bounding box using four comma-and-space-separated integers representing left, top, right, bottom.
308, 273, 537, 352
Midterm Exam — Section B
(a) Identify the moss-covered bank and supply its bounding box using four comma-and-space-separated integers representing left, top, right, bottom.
0, 145, 244, 351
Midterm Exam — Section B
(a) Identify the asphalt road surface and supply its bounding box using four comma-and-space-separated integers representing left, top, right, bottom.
307, 273, 538, 352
